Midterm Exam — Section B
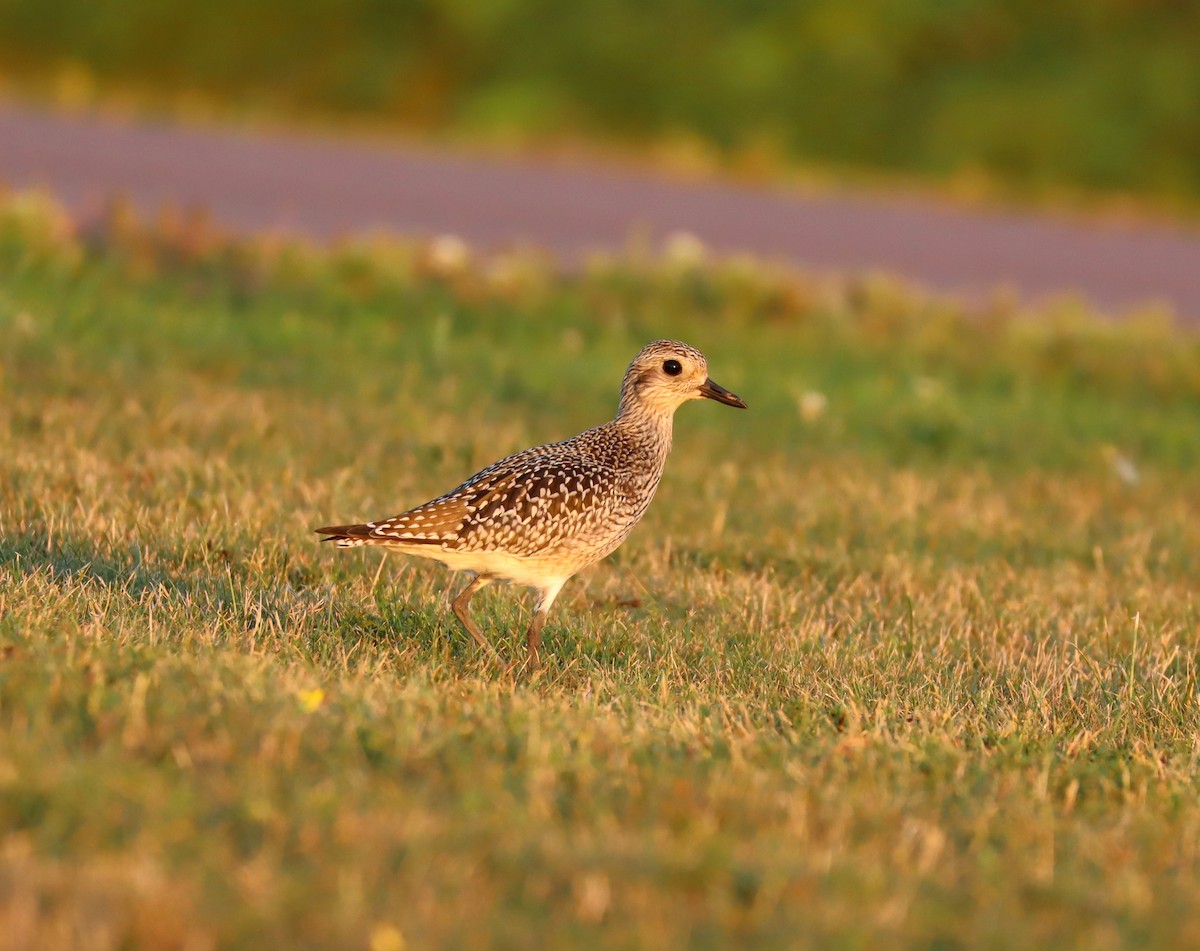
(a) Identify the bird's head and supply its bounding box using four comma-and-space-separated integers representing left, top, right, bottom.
618, 339, 746, 418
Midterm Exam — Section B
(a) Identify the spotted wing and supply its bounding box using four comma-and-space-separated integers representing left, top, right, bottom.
348, 469, 519, 545
452, 454, 621, 556
318, 438, 631, 555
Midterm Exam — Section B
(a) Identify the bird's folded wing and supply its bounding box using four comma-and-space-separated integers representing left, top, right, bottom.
363, 470, 516, 544
367, 452, 615, 554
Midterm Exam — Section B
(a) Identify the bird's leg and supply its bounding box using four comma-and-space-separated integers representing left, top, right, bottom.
524, 611, 548, 672
521, 580, 566, 673
451, 575, 501, 662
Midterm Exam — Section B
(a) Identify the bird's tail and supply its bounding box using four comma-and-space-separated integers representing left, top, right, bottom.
313, 524, 382, 549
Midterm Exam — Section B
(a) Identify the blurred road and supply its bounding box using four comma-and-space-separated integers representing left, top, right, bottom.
2, 101, 1199, 317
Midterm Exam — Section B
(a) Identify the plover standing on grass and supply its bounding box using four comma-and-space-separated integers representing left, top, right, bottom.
315, 339, 746, 670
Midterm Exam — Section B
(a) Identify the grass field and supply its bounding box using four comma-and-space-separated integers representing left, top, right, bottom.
4, 193, 1200, 949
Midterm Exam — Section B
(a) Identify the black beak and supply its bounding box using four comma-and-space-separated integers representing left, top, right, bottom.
698, 377, 747, 409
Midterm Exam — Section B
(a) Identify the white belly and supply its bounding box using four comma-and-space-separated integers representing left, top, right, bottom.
386, 543, 576, 590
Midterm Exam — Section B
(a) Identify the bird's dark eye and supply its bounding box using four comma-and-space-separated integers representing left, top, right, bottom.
662, 359, 683, 376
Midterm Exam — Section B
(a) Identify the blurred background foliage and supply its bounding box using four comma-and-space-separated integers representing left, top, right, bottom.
1, 0, 1199, 203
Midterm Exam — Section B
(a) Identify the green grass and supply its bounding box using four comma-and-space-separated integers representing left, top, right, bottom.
3, 193, 1200, 949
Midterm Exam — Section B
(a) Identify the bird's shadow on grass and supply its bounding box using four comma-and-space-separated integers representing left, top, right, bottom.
3, 529, 664, 676
1, 528, 304, 636
320, 583, 599, 673
0, 528, 193, 599
320, 595, 445, 655
6, 528, 474, 659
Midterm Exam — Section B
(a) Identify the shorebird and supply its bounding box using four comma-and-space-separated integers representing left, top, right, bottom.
315, 339, 746, 670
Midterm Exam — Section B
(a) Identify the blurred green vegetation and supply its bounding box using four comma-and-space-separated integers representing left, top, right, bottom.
2, 0, 1199, 203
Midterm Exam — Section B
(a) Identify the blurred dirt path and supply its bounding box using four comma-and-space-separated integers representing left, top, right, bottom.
2, 101, 1199, 317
